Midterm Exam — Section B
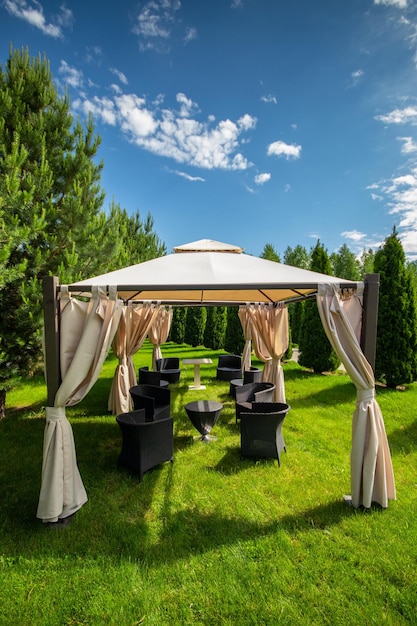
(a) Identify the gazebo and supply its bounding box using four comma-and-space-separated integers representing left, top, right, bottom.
39, 239, 395, 524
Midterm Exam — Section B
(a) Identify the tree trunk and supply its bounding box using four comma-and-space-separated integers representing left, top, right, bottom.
0, 388, 6, 420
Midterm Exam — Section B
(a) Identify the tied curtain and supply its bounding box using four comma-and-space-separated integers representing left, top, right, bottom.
316, 283, 396, 508
108, 302, 160, 416
37, 286, 123, 523
248, 303, 289, 402
238, 304, 253, 374
148, 306, 173, 371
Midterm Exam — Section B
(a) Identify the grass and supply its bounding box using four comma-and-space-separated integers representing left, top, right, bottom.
1, 340, 417, 625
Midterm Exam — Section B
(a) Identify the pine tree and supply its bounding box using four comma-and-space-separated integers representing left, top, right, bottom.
0, 46, 155, 417
260, 243, 280, 262
184, 307, 207, 347
298, 240, 340, 373
374, 227, 417, 387
359, 248, 375, 277
105, 201, 166, 270
204, 307, 227, 349
169, 307, 187, 344
224, 307, 245, 355
330, 243, 361, 280
284, 244, 310, 346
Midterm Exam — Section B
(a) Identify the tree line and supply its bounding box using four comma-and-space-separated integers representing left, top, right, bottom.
1, 47, 416, 418
168, 233, 417, 391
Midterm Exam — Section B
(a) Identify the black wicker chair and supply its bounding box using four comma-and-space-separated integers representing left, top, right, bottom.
138, 366, 169, 387
129, 384, 170, 421
239, 402, 291, 467
229, 367, 263, 398
235, 381, 275, 423
216, 354, 242, 381
243, 367, 262, 383
155, 358, 181, 383
116, 409, 174, 481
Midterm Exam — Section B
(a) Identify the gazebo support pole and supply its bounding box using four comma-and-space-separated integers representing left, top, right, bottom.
360, 273, 380, 373
43, 276, 61, 406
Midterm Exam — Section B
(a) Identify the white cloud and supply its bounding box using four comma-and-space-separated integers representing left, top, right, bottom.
342, 230, 367, 242
115, 93, 158, 137
132, 0, 195, 52
133, 0, 180, 40
59, 61, 84, 88
110, 84, 123, 95
74, 88, 256, 171
261, 94, 277, 104
184, 26, 197, 44
172, 170, 205, 182
110, 68, 128, 85
176, 92, 198, 117
349, 69, 365, 88
4, 0, 73, 38
238, 113, 257, 131
267, 140, 302, 159
254, 173, 271, 185
372, 169, 417, 256
375, 106, 417, 124
374, 0, 408, 8
73, 95, 117, 126
398, 136, 417, 153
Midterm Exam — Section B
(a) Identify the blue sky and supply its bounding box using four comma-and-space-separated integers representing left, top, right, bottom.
1, 0, 417, 261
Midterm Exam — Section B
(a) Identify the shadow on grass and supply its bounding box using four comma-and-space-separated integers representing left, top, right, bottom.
211, 445, 245, 474
0, 410, 376, 566
388, 418, 417, 454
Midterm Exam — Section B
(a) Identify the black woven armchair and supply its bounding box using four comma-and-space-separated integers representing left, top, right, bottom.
243, 367, 262, 383
216, 354, 242, 381
155, 358, 181, 383
138, 366, 168, 387
235, 381, 275, 423
129, 384, 171, 421
240, 402, 291, 466
229, 367, 263, 398
116, 409, 174, 481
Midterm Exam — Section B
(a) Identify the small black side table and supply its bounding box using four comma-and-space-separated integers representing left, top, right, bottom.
185, 400, 223, 442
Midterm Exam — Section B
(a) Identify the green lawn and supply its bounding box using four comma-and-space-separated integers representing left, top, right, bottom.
1, 341, 416, 625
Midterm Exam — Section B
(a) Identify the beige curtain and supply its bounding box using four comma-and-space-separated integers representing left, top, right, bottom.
37, 286, 123, 523
316, 283, 396, 509
248, 303, 289, 402
108, 302, 160, 416
148, 306, 173, 371
238, 304, 253, 374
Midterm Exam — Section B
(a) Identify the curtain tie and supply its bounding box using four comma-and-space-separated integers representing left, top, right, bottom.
356, 388, 375, 404
46, 406, 66, 421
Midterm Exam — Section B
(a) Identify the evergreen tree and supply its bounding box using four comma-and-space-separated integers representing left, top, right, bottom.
224, 307, 245, 355
330, 243, 361, 280
260, 243, 280, 262
169, 307, 187, 344
283, 244, 310, 269
204, 306, 227, 349
0, 46, 164, 417
374, 227, 417, 387
298, 240, 340, 373
184, 307, 207, 347
105, 201, 165, 270
359, 248, 375, 278
284, 244, 310, 345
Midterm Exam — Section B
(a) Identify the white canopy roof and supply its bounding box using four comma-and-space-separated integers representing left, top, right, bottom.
70, 239, 359, 304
